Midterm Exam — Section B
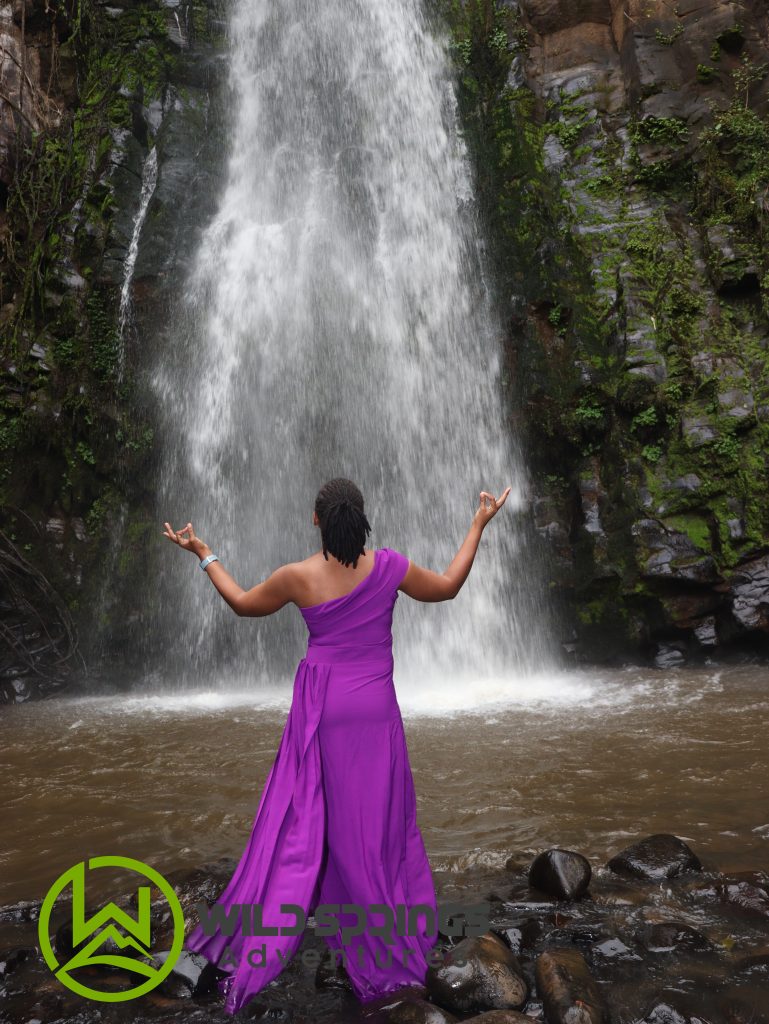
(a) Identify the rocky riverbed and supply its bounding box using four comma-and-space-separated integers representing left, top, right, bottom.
2, 833, 768, 1024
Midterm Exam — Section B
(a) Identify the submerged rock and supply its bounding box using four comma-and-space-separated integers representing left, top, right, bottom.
716, 879, 769, 921
381, 993, 460, 1023
607, 834, 702, 882
534, 948, 608, 1024
637, 921, 715, 954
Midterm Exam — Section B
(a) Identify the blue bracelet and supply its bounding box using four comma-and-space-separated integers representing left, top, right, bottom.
199, 554, 219, 571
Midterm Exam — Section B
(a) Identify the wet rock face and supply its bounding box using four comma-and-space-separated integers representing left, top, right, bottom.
447, 0, 769, 663
728, 555, 769, 632
632, 519, 719, 585
519, 0, 612, 37
425, 931, 528, 1014
0, 0, 229, 691
529, 848, 592, 900
0, 1, 77, 190
607, 834, 703, 882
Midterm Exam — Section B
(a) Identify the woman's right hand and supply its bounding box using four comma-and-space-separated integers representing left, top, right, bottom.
472, 487, 511, 531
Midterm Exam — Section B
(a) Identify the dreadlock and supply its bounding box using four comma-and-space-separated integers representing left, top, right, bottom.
314, 477, 372, 568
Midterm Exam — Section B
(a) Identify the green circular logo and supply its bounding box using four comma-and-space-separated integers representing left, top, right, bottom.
38, 855, 185, 1002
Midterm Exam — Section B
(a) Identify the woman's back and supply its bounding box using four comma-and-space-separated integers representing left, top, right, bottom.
299, 547, 410, 660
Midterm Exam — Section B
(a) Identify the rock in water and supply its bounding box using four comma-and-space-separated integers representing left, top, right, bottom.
607, 834, 702, 881
382, 994, 460, 1023
425, 932, 528, 1014
534, 949, 608, 1024
637, 921, 714, 954
459, 1013, 537, 1024
528, 848, 592, 900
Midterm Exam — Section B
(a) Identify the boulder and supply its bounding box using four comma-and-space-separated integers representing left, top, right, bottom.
607, 834, 702, 882
528, 849, 592, 901
425, 932, 528, 1014
382, 994, 460, 1023
534, 948, 608, 1024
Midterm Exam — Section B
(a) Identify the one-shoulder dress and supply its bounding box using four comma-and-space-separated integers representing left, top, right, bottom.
184, 547, 438, 1014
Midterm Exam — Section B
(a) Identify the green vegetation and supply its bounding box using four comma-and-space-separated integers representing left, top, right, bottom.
0, 0, 197, 644
439, 0, 769, 655
655, 24, 684, 47
697, 64, 716, 84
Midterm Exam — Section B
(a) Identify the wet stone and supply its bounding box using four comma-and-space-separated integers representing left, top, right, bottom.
637, 922, 715, 954
534, 948, 609, 1024
381, 995, 460, 1023
459, 1013, 537, 1024
528, 849, 592, 901
607, 834, 702, 882
425, 931, 528, 1014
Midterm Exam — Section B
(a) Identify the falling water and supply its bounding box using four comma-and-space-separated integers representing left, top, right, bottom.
150, 0, 554, 694
118, 146, 158, 381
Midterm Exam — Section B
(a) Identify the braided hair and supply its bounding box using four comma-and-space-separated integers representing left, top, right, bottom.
314, 478, 372, 569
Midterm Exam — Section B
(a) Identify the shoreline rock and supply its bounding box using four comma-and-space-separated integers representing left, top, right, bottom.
2, 834, 768, 1023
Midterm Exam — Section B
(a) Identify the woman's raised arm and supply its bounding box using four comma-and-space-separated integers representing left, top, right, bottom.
398, 487, 511, 603
162, 521, 294, 617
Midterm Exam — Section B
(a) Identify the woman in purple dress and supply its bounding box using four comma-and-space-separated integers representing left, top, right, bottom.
163, 477, 510, 1015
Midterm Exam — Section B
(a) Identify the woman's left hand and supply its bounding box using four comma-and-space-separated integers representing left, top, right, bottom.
163, 521, 209, 558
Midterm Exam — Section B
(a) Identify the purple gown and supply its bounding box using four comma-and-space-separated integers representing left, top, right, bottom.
185, 547, 438, 1014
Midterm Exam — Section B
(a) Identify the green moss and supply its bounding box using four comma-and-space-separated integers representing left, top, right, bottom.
432, 0, 769, 654
662, 514, 711, 551
0, 0, 184, 640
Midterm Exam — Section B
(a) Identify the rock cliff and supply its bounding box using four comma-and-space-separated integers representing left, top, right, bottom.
0, 0, 226, 698
444, 0, 769, 664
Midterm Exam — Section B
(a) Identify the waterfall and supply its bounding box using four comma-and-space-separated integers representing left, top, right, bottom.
118, 146, 158, 381
149, 0, 553, 693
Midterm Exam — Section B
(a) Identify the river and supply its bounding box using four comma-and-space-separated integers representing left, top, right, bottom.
3, 663, 767, 910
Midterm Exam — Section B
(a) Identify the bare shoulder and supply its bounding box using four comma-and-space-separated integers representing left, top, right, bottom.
278, 555, 323, 604
264, 561, 304, 600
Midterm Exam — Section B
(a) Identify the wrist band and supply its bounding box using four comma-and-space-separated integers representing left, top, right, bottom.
199, 554, 219, 571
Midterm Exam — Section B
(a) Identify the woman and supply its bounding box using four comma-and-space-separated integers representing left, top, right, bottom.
163, 476, 510, 1014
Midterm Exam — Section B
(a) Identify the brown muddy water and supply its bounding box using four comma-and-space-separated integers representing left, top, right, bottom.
2, 664, 769, 1023
3, 664, 768, 907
